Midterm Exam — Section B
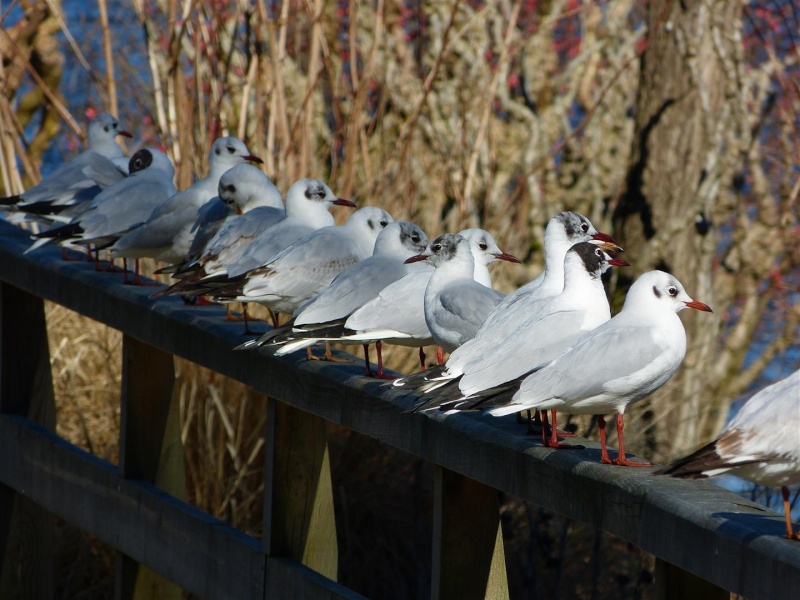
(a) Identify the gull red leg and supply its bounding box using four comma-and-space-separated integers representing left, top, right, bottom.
782, 486, 800, 540
548, 410, 581, 448
372, 341, 396, 380
541, 410, 582, 449
436, 346, 444, 365
612, 413, 651, 467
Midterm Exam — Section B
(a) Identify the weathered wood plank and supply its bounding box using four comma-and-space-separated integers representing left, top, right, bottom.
263, 399, 338, 580
0, 414, 365, 600
0, 221, 799, 599
0, 282, 56, 599
432, 467, 509, 600
116, 334, 182, 600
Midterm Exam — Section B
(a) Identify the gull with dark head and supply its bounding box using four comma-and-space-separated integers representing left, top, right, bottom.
111, 136, 262, 265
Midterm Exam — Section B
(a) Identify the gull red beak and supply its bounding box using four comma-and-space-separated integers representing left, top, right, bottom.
118, 130, 134, 138
591, 232, 623, 253
333, 198, 357, 207
405, 254, 429, 264
684, 300, 713, 313
608, 258, 630, 267
244, 155, 264, 164
493, 252, 521, 264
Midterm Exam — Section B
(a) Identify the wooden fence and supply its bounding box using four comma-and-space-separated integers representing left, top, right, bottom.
0, 219, 798, 599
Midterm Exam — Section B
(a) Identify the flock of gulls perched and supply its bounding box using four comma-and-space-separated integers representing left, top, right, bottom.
2, 113, 798, 540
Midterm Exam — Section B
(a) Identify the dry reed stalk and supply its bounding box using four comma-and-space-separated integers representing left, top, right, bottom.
96, 0, 118, 116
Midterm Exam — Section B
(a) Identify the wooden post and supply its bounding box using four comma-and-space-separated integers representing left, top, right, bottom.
263, 398, 338, 580
432, 466, 509, 600
0, 282, 56, 599
115, 334, 183, 600
654, 558, 730, 600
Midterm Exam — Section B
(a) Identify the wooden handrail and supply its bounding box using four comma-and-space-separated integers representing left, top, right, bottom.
0, 219, 798, 599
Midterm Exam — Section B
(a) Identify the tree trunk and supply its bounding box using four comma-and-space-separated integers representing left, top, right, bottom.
612, 0, 745, 459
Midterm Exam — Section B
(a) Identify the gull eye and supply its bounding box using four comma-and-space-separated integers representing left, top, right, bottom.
479, 242, 488, 250
433, 244, 441, 252
227, 184, 236, 193
581, 222, 589, 232
595, 248, 602, 257
227, 146, 235, 154
380, 219, 388, 227
411, 235, 420, 243
668, 286, 678, 297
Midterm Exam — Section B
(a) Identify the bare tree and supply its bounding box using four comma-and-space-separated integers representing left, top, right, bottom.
612, 0, 800, 459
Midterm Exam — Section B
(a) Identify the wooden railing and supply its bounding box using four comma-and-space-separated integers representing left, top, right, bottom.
0, 219, 798, 600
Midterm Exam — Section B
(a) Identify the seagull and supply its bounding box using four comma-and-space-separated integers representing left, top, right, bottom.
1, 112, 132, 220
158, 163, 284, 277
225, 178, 354, 279
656, 368, 800, 539
26, 148, 176, 257
213, 206, 394, 318
406, 233, 506, 355
110, 136, 262, 264
268, 228, 519, 370
408, 243, 630, 443
159, 178, 355, 305
394, 212, 620, 390
238, 220, 428, 375
470, 271, 712, 466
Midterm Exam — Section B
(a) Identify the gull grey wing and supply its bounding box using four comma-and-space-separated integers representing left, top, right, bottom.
515, 322, 665, 405
438, 284, 504, 336
459, 308, 587, 397
80, 155, 128, 188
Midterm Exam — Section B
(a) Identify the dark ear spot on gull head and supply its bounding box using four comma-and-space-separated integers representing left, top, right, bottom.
652, 285, 662, 299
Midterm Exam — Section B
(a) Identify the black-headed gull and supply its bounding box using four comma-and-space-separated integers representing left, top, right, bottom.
470, 271, 712, 466
406, 233, 508, 355
239, 220, 428, 374
27, 148, 176, 255
342, 229, 518, 356
157, 178, 352, 304
160, 163, 284, 277
406, 243, 630, 439
225, 178, 354, 279
268, 228, 518, 370
2, 112, 132, 219
657, 368, 800, 539
110, 136, 262, 264
394, 212, 620, 386
468, 212, 620, 348
214, 206, 393, 317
